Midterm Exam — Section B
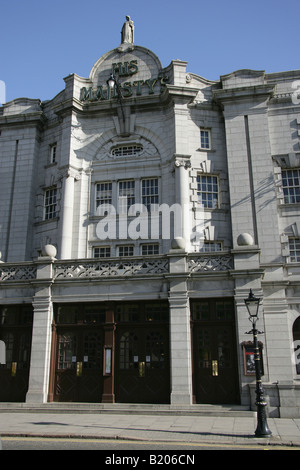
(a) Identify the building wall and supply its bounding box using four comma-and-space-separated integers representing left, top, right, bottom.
1, 42, 300, 416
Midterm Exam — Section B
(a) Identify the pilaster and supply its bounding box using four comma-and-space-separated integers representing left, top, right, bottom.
26, 256, 54, 403
168, 248, 192, 405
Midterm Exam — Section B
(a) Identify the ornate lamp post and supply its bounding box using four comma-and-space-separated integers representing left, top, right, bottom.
244, 289, 272, 437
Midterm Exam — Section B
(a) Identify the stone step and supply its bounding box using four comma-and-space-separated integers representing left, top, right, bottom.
0, 402, 256, 417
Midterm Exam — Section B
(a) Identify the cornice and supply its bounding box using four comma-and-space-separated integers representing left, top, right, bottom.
165, 84, 199, 103
0, 111, 47, 129
213, 83, 275, 104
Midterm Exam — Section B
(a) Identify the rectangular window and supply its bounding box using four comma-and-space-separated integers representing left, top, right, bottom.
44, 187, 57, 220
197, 174, 219, 209
119, 180, 135, 214
200, 129, 211, 149
141, 244, 159, 255
96, 182, 112, 211
282, 169, 300, 204
142, 178, 159, 211
200, 241, 222, 252
289, 238, 300, 262
94, 247, 111, 258
118, 245, 134, 257
50, 144, 57, 164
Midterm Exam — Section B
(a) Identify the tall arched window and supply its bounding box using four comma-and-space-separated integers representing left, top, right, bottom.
293, 316, 300, 375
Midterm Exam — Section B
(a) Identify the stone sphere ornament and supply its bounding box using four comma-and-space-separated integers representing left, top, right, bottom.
42, 244, 57, 258
237, 233, 254, 246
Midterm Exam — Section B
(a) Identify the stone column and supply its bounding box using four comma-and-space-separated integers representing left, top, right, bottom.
26, 254, 55, 403
168, 247, 192, 405
59, 169, 80, 260
174, 155, 191, 250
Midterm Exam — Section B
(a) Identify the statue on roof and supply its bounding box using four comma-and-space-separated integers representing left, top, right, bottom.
121, 15, 134, 44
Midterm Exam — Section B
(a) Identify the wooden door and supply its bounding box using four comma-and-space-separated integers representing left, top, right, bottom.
116, 325, 170, 404
54, 327, 104, 402
192, 299, 239, 404
0, 306, 33, 402
52, 303, 106, 402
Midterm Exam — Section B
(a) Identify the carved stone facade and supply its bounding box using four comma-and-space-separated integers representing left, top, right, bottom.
0, 20, 300, 416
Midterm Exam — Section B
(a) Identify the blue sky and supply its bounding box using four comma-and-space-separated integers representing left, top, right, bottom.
1, 0, 299, 102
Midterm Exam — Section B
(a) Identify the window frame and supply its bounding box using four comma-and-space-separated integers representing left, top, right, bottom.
281, 168, 300, 204
141, 178, 159, 212
93, 246, 111, 258
50, 144, 57, 164
44, 187, 57, 220
200, 129, 211, 150
118, 180, 136, 214
95, 181, 113, 213
118, 245, 134, 257
141, 243, 159, 256
289, 237, 300, 263
200, 241, 223, 252
196, 173, 219, 209
111, 144, 143, 157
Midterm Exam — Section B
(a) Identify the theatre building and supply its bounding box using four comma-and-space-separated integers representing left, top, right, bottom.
1, 17, 300, 417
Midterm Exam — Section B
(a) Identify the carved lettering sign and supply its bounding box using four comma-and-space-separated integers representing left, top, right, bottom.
80, 60, 168, 102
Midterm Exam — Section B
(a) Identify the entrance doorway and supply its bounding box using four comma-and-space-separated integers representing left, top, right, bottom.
191, 299, 239, 404
51, 304, 105, 402
0, 305, 33, 402
115, 303, 170, 404
293, 316, 300, 375
51, 301, 170, 404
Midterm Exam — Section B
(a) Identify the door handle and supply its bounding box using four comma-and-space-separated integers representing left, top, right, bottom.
212, 360, 218, 376
139, 361, 145, 377
76, 361, 83, 377
11, 362, 17, 377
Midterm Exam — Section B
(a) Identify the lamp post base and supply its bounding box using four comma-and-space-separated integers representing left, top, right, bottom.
255, 402, 272, 437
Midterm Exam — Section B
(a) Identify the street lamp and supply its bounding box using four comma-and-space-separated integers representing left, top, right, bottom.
244, 289, 272, 437
106, 73, 125, 123
107, 73, 116, 90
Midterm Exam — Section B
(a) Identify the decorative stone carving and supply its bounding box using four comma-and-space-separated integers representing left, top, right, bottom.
54, 258, 169, 279
188, 255, 233, 272
0, 265, 37, 281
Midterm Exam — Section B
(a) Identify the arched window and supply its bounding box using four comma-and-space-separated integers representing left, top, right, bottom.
293, 316, 300, 375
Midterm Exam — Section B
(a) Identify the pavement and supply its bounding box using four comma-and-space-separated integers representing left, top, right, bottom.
1, 409, 300, 448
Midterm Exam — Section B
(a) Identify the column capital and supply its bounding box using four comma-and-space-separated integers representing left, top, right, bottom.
174, 154, 192, 169
58, 165, 81, 181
